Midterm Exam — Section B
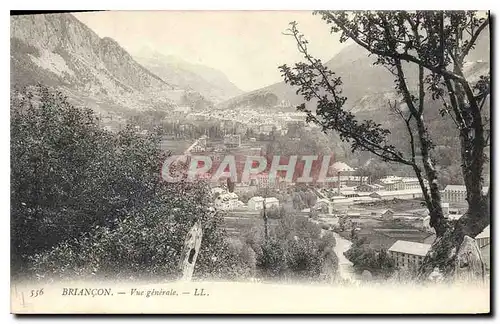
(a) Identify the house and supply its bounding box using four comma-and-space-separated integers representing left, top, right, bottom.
388, 240, 432, 269
442, 185, 489, 203
214, 192, 243, 211
248, 197, 264, 210
223, 134, 241, 148
380, 209, 395, 221
247, 196, 280, 210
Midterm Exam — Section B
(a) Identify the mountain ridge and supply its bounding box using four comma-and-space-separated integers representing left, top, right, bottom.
134, 48, 243, 103
218, 28, 489, 114
10, 13, 221, 116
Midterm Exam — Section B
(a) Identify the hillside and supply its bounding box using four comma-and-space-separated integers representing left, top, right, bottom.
220, 28, 489, 113
10, 13, 193, 115
134, 48, 243, 103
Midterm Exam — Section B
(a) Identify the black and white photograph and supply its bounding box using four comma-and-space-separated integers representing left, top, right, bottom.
9, 10, 491, 314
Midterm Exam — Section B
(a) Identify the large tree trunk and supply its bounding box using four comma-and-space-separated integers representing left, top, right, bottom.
415, 115, 447, 236
418, 64, 490, 280
418, 187, 489, 281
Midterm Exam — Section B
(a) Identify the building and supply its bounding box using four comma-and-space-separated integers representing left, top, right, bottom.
442, 185, 489, 204
475, 225, 490, 250
378, 176, 428, 191
214, 192, 244, 211
248, 197, 264, 210
355, 184, 381, 192
329, 162, 355, 175
191, 142, 206, 153
388, 240, 432, 269
369, 189, 424, 200
247, 196, 280, 210
380, 209, 395, 221
340, 190, 359, 198
276, 99, 292, 108
313, 198, 334, 214
223, 134, 241, 148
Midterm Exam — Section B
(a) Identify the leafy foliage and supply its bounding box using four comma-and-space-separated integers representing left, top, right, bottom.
255, 214, 338, 282
11, 85, 239, 280
344, 238, 396, 278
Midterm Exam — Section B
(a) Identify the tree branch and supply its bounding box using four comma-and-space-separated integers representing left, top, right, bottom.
461, 16, 489, 60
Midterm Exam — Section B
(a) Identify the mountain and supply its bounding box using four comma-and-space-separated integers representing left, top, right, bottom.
10, 13, 191, 116
134, 48, 243, 103
220, 28, 490, 114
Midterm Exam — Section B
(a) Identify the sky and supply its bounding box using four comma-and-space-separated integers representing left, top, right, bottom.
73, 11, 347, 92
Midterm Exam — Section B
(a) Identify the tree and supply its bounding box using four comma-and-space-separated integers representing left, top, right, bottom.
226, 177, 235, 193
344, 241, 396, 278
11, 85, 235, 281
280, 11, 490, 277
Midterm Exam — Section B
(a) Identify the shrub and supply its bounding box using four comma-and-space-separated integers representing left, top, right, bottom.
344, 243, 396, 278
256, 238, 287, 278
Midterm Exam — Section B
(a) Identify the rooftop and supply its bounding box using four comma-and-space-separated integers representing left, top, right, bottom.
444, 185, 489, 193
371, 189, 424, 196
388, 240, 432, 256
329, 162, 355, 173
476, 225, 490, 239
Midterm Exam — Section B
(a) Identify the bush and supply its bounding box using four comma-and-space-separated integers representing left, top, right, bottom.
256, 215, 338, 282
344, 242, 396, 278
256, 238, 287, 278
285, 238, 322, 278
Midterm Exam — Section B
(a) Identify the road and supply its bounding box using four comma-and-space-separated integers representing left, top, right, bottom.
331, 231, 359, 283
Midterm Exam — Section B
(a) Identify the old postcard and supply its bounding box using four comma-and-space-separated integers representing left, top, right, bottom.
10, 10, 491, 314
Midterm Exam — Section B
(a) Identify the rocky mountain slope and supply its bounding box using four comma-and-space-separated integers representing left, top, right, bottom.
11, 13, 197, 115
134, 48, 243, 103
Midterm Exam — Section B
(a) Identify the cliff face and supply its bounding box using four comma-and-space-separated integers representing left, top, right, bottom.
10, 13, 178, 113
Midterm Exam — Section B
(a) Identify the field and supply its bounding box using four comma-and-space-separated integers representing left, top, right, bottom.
333, 215, 435, 250
159, 138, 193, 154
223, 208, 280, 238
